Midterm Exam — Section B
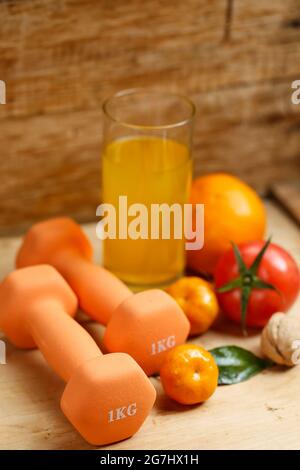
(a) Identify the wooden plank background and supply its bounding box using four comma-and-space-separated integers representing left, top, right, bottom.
0, 0, 300, 235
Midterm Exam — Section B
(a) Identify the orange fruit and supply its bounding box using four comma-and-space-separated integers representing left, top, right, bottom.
166, 277, 219, 336
160, 344, 218, 405
187, 173, 266, 275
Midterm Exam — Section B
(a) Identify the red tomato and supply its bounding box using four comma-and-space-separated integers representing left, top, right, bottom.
215, 241, 300, 328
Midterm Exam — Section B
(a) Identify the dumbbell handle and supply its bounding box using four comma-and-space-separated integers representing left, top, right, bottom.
54, 250, 131, 324
27, 298, 102, 382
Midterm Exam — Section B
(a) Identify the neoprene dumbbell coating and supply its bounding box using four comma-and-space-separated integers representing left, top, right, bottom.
17, 218, 190, 375
0, 265, 156, 446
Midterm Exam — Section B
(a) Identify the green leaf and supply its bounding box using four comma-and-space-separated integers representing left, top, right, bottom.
210, 346, 272, 385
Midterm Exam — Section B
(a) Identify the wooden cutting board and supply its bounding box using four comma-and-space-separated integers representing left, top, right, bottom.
272, 181, 300, 226
0, 200, 299, 450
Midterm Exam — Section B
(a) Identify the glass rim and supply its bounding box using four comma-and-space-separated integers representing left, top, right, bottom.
102, 88, 196, 130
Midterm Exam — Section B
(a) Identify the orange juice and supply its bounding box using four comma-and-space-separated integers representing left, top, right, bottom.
102, 136, 191, 288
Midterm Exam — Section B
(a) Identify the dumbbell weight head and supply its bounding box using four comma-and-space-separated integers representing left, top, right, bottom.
62, 353, 155, 446
0, 265, 77, 348
16, 217, 92, 267
104, 289, 190, 375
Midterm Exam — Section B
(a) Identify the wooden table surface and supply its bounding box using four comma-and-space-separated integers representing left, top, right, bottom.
0, 200, 299, 450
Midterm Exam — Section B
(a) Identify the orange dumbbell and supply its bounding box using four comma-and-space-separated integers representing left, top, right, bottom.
17, 218, 190, 375
0, 265, 156, 446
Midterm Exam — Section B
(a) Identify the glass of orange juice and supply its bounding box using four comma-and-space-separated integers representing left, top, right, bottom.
102, 89, 195, 289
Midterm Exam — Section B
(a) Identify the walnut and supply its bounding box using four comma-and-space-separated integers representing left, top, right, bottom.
261, 312, 300, 366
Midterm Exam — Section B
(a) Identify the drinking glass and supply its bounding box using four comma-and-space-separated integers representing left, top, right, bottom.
102, 88, 195, 289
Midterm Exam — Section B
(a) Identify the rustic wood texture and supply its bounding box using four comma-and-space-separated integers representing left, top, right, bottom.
272, 180, 300, 225
0, 0, 300, 234
0, 200, 299, 450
